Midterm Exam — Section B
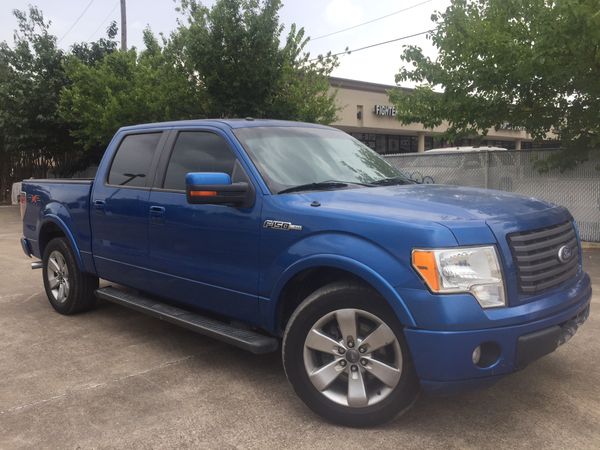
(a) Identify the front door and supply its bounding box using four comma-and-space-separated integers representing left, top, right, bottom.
145, 130, 261, 320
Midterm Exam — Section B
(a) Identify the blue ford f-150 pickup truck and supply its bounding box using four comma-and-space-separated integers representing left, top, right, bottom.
20, 119, 591, 426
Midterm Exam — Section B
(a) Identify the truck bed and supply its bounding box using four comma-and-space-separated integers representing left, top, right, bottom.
21, 178, 94, 265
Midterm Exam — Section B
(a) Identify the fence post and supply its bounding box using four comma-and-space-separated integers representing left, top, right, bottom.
485, 150, 490, 189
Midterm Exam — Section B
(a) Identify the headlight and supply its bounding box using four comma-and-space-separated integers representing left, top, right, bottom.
412, 246, 506, 308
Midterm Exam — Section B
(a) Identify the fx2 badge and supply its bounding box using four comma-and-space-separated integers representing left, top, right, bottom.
263, 220, 303, 231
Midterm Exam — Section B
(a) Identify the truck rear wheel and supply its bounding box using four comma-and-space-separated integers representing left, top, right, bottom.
42, 237, 98, 315
282, 282, 419, 427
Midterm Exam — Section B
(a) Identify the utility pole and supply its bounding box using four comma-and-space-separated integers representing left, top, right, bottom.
120, 0, 127, 51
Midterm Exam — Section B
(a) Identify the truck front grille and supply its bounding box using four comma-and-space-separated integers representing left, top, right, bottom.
508, 221, 580, 294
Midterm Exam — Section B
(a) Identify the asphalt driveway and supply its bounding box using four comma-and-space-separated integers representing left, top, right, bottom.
0, 205, 598, 449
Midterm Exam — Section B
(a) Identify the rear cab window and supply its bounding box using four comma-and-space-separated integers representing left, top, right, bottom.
108, 133, 162, 187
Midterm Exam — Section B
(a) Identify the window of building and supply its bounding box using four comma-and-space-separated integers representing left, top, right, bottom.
375, 135, 387, 153
108, 133, 162, 187
351, 132, 419, 154
163, 132, 237, 191
388, 135, 400, 153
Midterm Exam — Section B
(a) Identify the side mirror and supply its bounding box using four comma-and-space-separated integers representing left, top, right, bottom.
185, 172, 253, 208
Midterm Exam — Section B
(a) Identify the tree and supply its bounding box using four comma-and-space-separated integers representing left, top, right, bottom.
0, 6, 73, 202
174, 0, 338, 122
390, 0, 600, 167
59, 28, 207, 152
70, 21, 119, 66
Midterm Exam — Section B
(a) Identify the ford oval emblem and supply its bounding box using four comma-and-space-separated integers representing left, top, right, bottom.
557, 245, 573, 263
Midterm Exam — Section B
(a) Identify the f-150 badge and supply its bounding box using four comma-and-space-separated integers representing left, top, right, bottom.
263, 220, 303, 231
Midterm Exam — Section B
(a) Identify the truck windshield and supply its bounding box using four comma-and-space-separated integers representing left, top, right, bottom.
234, 126, 408, 194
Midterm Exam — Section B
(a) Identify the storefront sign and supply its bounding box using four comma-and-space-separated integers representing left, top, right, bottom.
373, 104, 397, 117
496, 122, 525, 131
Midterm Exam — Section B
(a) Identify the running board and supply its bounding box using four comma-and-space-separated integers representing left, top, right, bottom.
95, 286, 278, 354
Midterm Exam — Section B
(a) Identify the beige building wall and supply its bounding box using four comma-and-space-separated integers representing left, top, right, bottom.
328, 77, 530, 152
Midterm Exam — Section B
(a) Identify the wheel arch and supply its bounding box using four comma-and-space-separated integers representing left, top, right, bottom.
38, 215, 84, 270
268, 255, 416, 335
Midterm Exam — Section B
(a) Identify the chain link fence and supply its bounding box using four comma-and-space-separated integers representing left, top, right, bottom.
384, 149, 600, 242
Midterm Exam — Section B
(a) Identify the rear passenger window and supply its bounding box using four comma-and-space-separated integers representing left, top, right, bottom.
108, 133, 161, 187
163, 132, 237, 191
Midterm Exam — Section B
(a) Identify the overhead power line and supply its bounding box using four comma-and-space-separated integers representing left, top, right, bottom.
311, 0, 433, 41
310, 29, 434, 61
86, 1, 119, 42
58, 0, 96, 43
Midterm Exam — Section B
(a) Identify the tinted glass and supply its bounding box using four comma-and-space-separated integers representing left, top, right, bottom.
163, 132, 236, 191
108, 133, 161, 187
234, 127, 404, 193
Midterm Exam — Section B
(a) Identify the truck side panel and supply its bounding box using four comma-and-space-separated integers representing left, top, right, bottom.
21, 179, 96, 274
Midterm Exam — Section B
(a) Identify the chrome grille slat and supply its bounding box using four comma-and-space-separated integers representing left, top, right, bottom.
508, 221, 580, 295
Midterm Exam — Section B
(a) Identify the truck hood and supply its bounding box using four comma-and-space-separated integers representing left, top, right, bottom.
299, 184, 558, 223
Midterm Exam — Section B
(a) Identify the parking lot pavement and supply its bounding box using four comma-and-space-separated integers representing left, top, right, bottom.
0, 205, 599, 449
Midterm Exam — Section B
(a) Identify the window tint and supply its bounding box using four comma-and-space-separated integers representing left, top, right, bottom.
108, 133, 161, 187
163, 132, 237, 191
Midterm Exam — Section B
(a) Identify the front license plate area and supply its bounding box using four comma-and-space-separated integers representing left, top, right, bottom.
516, 304, 590, 369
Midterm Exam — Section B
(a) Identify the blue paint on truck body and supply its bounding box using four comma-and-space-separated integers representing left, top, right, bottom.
21, 119, 591, 394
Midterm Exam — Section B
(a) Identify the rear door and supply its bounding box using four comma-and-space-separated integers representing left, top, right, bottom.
144, 129, 262, 320
91, 130, 166, 288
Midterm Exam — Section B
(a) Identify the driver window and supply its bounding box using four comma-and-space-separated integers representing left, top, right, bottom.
163, 132, 238, 191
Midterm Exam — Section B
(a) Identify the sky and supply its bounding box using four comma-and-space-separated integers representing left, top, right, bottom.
0, 0, 451, 87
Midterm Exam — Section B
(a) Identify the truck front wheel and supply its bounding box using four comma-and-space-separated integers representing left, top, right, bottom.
42, 237, 99, 315
282, 282, 420, 427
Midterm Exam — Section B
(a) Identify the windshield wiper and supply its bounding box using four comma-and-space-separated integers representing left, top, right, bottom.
370, 176, 416, 186
278, 181, 349, 194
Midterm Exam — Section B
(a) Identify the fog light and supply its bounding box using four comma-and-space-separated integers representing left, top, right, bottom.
472, 345, 482, 365
473, 342, 501, 368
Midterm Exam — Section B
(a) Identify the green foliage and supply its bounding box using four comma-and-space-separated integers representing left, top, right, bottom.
390, 0, 600, 167
0, 6, 74, 201
174, 0, 338, 122
60, 29, 206, 150
70, 21, 119, 65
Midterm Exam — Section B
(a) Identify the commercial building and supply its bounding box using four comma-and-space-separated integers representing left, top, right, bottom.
329, 77, 535, 154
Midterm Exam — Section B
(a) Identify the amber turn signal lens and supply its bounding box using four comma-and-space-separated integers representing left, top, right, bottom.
412, 250, 440, 291
189, 190, 218, 197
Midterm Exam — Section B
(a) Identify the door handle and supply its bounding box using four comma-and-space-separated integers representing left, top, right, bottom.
93, 200, 105, 210
149, 206, 166, 216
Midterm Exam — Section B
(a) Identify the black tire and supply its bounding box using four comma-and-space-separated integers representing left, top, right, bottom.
282, 282, 420, 427
42, 237, 99, 315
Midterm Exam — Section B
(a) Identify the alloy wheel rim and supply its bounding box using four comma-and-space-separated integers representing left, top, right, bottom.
303, 308, 402, 408
47, 250, 70, 303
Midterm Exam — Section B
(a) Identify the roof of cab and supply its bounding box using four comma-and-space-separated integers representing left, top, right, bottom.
118, 118, 333, 133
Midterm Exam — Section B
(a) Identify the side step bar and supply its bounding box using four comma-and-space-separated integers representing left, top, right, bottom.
95, 286, 278, 354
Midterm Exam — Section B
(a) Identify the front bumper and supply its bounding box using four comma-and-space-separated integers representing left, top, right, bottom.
404, 275, 592, 394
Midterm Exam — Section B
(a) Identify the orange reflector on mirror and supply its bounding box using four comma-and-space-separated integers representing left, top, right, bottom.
190, 190, 218, 197
412, 250, 440, 291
